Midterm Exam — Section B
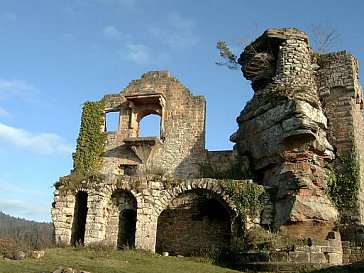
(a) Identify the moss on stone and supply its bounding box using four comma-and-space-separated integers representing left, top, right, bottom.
327, 143, 360, 212
220, 180, 265, 236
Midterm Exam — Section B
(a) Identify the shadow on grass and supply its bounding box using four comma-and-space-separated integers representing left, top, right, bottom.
212, 254, 364, 273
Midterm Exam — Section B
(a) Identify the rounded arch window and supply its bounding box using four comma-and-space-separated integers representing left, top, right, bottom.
138, 113, 161, 138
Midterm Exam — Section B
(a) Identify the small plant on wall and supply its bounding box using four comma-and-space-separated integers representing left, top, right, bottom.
327, 143, 360, 213
220, 180, 265, 237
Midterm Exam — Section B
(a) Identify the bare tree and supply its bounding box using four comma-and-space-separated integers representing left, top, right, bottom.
216, 21, 341, 70
308, 21, 341, 53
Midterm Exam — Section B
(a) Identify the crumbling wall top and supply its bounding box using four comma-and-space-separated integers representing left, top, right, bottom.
238, 28, 308, 90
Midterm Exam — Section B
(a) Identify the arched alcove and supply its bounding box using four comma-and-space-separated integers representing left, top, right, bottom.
156, 189, 232, 256
111, 190, 137, 248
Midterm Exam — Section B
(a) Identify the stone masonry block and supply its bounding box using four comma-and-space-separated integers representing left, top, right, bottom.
294, 245, 310, 251
270, 251, 288, 262
321, 246, 336, 253
310, 252, 327, 263
309, 238, 330, 247
288, 251, 310, 263
327, 253, 342, 264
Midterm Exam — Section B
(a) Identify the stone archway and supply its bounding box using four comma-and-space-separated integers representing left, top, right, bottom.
111, 190, 137, 248
156, 188, 233, 256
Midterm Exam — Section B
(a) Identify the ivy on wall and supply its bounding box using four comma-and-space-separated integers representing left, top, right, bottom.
220, 180, 265, 236
72, 100, 106, 174
327, 143, 360, 212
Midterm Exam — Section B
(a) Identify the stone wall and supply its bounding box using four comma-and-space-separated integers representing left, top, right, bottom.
316, 52, 364, 240
342, 241, 364, 264
205, 151, 237, 172
235, 231, 343, 271
233, 28, 338, 238
156, 190, 231, 256
52, 177, 244, 252
101, 71, 206, 178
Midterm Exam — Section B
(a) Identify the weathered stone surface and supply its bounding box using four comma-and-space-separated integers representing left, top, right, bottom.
32, 250, 45, 259
100, 71, 206, 178
327, 253, 342, 264
310, 252, 327, 263
14, 251, 26, 260
52, 176, 243, 253
288, 251, 310, 262
270, 251, 288, 262
232, 28, 345, 238
52, 268, 90, 273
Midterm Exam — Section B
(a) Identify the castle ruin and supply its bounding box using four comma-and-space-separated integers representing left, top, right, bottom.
52, 28, 364, 269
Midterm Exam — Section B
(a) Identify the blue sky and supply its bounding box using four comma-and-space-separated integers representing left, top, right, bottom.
0, 0, 363, 222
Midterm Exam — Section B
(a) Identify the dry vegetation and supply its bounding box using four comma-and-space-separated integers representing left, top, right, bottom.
0, 247, 241, 273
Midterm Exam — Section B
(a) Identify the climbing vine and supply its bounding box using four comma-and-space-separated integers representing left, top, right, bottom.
327, 143, 361, 212
72, 100, 106, 174
221, 180, 265, 236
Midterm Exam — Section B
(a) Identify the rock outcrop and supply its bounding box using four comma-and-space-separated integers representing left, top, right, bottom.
232, 28, 338, 238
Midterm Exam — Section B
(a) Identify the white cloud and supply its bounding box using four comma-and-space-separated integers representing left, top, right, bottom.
0, 79, 40, 103
0, 122, 74, 156
103, 25, 124, 40
149, 14, 198, 49
0, 12, 17, 23
119, 43, 150, 65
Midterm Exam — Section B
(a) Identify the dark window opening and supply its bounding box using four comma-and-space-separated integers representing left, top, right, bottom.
71, 191, 88, 245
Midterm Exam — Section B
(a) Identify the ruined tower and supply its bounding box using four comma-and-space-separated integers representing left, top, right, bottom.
232, 28, 364, 240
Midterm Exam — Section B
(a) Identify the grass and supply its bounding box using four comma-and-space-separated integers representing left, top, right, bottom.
0, 247, 240, 273
2, 246, 363, 273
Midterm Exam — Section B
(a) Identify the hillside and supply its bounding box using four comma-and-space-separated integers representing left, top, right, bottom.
0, 211, 54, 248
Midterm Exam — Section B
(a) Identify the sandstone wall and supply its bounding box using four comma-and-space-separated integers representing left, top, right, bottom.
316, 52, 364, 239
205, 151, 236, 171
235, 231, 343, 271
52, 177, 243, 252
101, 71, 206, 178
233, 28, 338, 238
156, 190, 231, 256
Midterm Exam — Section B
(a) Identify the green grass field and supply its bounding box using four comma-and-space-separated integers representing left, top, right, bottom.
0, 247, 240, 273
1, 247, 362, 273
